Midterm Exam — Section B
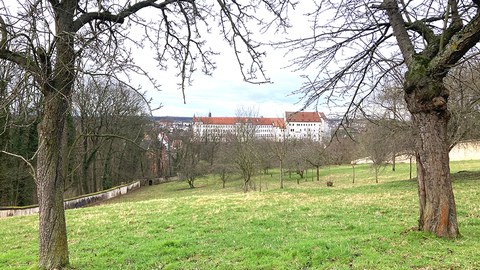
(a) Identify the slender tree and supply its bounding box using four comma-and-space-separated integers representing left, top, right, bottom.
360, 121, 392, 183
231, 107, 261, 192
175, 129, 209, 188
285, 139, 309, 183
267, 132, 289, 189
301, 139, 327, 182
0, 61, 40, 206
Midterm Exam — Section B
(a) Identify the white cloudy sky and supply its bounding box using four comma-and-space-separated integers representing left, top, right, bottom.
130, 2, 339, 118
141, 48, 307, 118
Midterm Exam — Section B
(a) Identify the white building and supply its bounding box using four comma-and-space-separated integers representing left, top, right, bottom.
192, 111, 328, 142
192, 116, 285, 141
285, 111, 328, 141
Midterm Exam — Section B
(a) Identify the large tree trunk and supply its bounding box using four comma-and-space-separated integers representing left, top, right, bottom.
406, 80, 459, 238
37, 92, 69, 269
36, 3, 76, 268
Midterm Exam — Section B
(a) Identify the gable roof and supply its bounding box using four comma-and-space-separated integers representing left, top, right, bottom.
285, 111, 325, 122
193, 116, 285, 127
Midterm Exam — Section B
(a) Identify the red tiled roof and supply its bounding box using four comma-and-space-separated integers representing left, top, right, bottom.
285, 111, 325, 122
193, 116, 285, 127
193, 117, 236, 125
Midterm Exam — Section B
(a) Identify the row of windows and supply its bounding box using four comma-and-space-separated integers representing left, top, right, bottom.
194, 124, 325, 137
198, 123, 320, 128
290, 128, 321, 132
197, 127, 275, 132
294, 123, 318, 126
196, 129, 321, 136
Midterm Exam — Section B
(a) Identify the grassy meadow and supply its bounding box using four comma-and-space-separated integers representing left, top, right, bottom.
1, 161, 479, 269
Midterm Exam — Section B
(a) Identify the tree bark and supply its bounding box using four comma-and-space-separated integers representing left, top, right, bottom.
36, 2, 76, 267
37, 91, 70, 269
409, 156, 413, 180
279, 160, 284, 189
406, 81, 459, 238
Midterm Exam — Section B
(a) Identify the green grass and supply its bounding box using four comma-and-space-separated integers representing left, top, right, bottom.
1, 161, 479, 269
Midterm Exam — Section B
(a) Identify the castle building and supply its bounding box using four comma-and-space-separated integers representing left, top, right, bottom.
192, 111, 327, 142
284, 111, 328, 141
192, 116, 285, 141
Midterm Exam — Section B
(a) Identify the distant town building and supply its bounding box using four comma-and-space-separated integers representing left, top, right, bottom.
153, 116, 192, 132
192, 116, 285, 141
284, 111, 328, 141
190, 111, 328, 141
146, 111, 328, 177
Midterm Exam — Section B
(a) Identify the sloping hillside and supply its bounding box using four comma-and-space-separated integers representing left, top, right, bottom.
1, 161, 479, 269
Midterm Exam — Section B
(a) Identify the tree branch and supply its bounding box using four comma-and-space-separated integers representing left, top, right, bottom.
378, 0, 415, 67
216, 0, 270, 83
0, 150, 37, 183
72, 0, 181, 32
0, 49, 41, 80
430, 13, 480, 78
0, 16, 7, 49
406, 19, 439, 47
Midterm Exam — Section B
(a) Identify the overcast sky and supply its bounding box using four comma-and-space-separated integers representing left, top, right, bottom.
131, 2, 341, 119
141, 49, 307, 118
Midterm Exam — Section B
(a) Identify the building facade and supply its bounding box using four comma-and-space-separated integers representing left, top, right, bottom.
192, 116, 286, 141
192, 111, 328, 141
284, 111, 328, 141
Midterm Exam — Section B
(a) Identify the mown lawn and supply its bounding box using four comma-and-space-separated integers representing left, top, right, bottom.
1, 161, 479, 269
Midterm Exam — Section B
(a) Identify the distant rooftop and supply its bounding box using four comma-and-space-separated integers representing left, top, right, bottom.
152, 116, 193, 122
285, 111, 326, 122
193, 116, 285, 127
153, 111, 328, 124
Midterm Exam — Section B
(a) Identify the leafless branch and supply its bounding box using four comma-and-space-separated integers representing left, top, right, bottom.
0, 150, 37, 182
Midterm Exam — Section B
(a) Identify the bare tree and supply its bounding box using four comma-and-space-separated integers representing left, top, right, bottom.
301, 139, 327, 182
445, 59, 480, 145
198, 118, 223, 167
362, 79, 416, 174
360, 121, 392, 183
175, 130, 209, 188
267, 132, 289, 188
281, 0, 480, 238
71, 77, 149, 194
231, 106, 261, 192
367, 72, 409, 171
0, 61, 40, 206
285, 139, 309, 183
212, 143, 236, 188
0, 0, 294, 268
325, 136, 358, 166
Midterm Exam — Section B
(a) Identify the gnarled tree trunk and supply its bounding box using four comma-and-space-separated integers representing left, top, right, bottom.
406, 79, 459, 238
